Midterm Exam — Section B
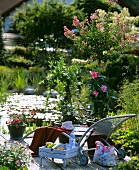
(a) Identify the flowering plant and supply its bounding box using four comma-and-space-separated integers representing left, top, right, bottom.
0, 140, 34, 169
6, 106, 37, 128
87, 71, 116, 118
64, 7, 137, 63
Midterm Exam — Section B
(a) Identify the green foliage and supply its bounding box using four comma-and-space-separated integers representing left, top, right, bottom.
12, 70, 28, 92
112, 128, 139, 156
117, 78, 139, 117
0, 66, 11, 104
118, 0, 139, 16
0, 166, 9, 170
13, 0, 84, 48
103, 54, 139, 91
0, 13, 4, 65
0, 66, 12, 75
73, 0, 121, 18
116, 156, 139, 170
0, 65, 46, 93
1, 125, 7, 134
43, 56, 87, 123
0, 75, 10, 104
11, 46, 27, 56
28, 38, 71, 68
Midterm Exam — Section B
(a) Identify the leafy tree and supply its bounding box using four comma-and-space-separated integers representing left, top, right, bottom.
12, 0, 84, 48
118, 0, 139, 16
72, 0, 121, 19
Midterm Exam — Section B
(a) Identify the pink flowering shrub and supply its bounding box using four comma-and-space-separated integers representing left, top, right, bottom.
0, 140, 34, 169
64, 7, 138, 62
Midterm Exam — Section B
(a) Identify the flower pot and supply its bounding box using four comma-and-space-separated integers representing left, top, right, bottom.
8, 124, 26, 141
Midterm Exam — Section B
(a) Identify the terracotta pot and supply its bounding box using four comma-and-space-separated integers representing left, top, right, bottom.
8, 124, 26, 141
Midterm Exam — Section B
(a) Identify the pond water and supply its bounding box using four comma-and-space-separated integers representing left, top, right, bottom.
0, 93, 59, 133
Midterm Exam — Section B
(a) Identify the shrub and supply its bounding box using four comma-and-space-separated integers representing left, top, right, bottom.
117, 78, 139, 118
116, 156, 139, 170
112, 128, 139, 156
103, 54, 139, 91
64, 8, 138, 62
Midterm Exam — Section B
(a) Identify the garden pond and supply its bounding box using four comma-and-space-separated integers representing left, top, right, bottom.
0, 93, 60, 133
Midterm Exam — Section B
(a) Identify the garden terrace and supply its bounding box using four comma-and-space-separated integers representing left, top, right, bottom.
0, 133, 129, 170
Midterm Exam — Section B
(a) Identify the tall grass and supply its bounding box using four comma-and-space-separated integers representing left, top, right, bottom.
0, 75, 10, 105
116, 78, 139, 130
13, 70, 28, 93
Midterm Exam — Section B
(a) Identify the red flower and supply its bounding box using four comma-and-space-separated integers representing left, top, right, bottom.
30, 118, 34, 122
32, 112, 36, 116
24, 119, 28, 123
6, 121, 9, 124
16, 124, 19, 128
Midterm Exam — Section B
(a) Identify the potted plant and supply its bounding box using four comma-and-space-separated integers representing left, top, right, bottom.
0, 140, 34, 169
6, 106, 37, 140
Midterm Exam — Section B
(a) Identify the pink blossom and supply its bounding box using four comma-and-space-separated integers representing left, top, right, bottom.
121, 40, 125, 44
96, 22, 103, 29
72, 16, 83, 28
93, 91, 99, 97
82, 41, 87, 46
91, 72, 98, 79
111, 35, 115, 39
90, 13, 98, 22
15, 160, 21, 167
64, 26, 76, 39
101, 85, 107, 92
6, 157, 12, 163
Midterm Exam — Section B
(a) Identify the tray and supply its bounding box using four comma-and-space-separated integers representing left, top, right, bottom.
39, 144, 78, 159
39, 143, 78, 168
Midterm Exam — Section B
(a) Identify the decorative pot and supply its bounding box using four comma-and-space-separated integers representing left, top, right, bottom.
8, 124, 26, 141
